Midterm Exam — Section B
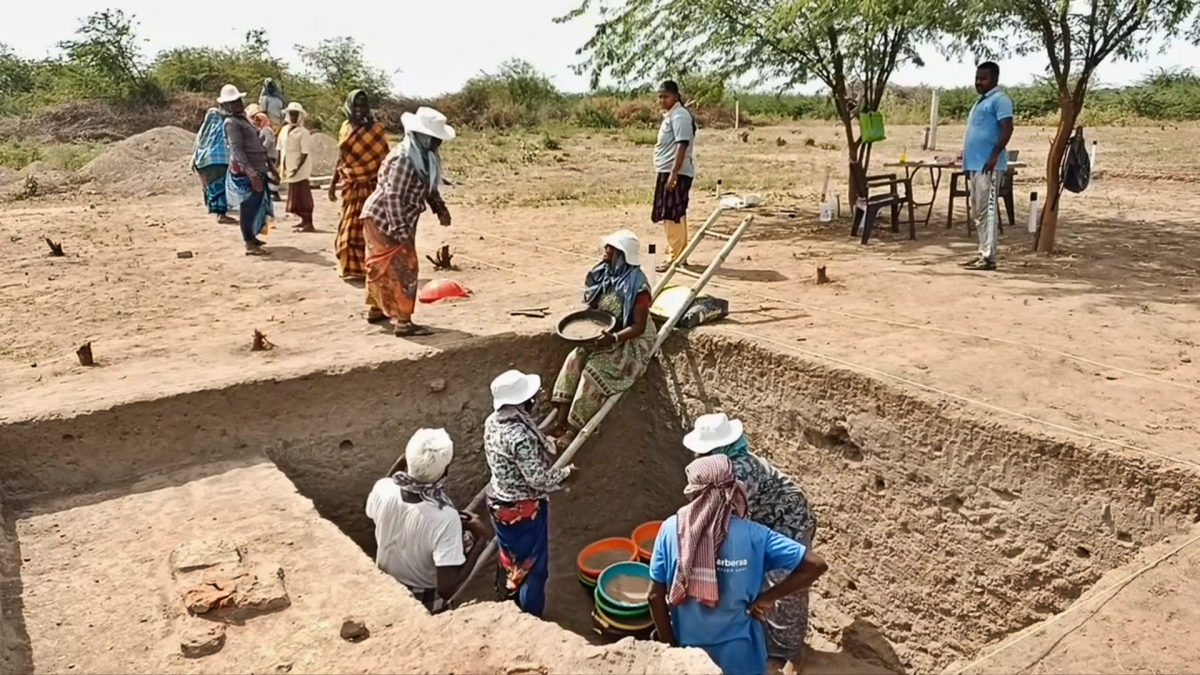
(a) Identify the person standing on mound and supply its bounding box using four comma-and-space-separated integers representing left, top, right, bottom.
329, 90, 390, 282
218, 84, 273, 256
652, 80, 697, 273
360, 106, 455, 338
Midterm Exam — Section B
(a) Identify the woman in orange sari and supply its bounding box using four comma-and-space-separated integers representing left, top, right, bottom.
360, 107, 455, 337
329, 90, 390, 281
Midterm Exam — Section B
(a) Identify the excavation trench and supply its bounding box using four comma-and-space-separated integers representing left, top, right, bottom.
4, 332, 1200, 674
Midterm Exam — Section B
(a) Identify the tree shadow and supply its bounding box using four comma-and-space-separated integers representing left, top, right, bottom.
0, 504, 33, 675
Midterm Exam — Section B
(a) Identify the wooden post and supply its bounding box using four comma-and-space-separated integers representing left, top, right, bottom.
734, 98, 740, 130
928, 89, 940, 151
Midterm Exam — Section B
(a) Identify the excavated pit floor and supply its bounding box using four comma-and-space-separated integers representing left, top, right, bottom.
4, 332, 1200, 674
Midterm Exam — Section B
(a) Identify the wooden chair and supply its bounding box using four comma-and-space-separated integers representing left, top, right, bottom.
849, 161, 915, 244
946, 150, 1019, 231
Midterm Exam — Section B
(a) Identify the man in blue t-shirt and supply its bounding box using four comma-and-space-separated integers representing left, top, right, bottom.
648, 455, 828, 675
960, 61, 1014, 272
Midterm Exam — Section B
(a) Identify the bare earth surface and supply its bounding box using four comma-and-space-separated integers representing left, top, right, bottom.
3, 122, 1200, 673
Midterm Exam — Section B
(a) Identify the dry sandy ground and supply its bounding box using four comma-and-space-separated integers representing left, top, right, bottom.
10, 460, 717, 675
2, 122, 1200, 672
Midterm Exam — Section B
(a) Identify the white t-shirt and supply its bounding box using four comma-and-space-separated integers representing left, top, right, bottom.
277, 124, 314, 183
365, 478, 465, 590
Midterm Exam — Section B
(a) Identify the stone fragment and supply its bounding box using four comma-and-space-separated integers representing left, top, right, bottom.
340, 616, 369, 642
170, 539, 243, 575
180, 621, 226, 658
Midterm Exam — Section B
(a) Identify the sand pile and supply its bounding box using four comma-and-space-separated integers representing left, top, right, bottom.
79, 126, 197, 196
307, 132, 338, 177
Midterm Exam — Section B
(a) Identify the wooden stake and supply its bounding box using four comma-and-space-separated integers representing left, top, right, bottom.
44, 237, 64, 257
816, 266, 830, 285
76, 341, 94, 366
251, 330, 273, 351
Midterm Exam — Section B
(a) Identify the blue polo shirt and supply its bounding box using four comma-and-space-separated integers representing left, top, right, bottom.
649, 515, 806, 675
962, 88, 1014, 173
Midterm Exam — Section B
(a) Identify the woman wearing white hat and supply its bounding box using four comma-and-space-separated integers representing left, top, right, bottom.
482, 370, 575, 618
683, 413, 817, 673
546, 229, 658, 445
360, 106, 456, 337
217, 83, 274, 255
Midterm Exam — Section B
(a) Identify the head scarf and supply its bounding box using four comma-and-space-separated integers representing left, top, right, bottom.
401, 132, 442, 189
344, 89, 375, 127
583, 249, 649, 330
392, 470, 453, 509
193, 108, 227, 168
668, 454, 749, 608
713, 435, 750, 459
262, 78, 282, 99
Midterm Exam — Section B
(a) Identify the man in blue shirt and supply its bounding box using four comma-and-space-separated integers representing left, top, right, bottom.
649, 455, 828, 675
960, 61, 1014, 272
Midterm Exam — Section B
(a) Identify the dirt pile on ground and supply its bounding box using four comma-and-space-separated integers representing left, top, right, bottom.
0, 95, 211, 144
78, 126, 196, 196
308, 132, 338, 176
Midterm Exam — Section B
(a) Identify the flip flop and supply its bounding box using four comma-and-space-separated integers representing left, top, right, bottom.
394, 323, 434, 337
245, 247, 268, 256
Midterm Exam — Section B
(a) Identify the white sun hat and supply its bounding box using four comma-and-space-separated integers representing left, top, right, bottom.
683, 413, 745, 454
601, 229, 641, 266
401, 106, 456, 141
405, 428, 455, 483
244, 103, 262, 117
490, 369, 542, 410
217, 84, 246, 103
286, 101, 306, 113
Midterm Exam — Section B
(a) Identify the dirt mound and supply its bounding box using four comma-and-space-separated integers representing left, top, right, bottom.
308, 132, 338, 176
79, 126, 197, 196
0, 95, 213, 144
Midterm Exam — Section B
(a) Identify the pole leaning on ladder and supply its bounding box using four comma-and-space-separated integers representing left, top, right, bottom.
449, 215, 755, 606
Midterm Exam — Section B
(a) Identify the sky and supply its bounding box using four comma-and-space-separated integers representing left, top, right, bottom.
5, 0, 1200, 97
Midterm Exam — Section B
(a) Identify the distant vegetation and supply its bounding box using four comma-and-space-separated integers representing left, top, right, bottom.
2, 8, 1200, 169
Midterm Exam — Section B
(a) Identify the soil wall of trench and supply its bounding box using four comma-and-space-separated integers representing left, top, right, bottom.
655, 332, 1200, 672
4, 330, 1200, 674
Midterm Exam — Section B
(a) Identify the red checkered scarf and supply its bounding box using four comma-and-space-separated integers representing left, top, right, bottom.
668, 454, 748, 608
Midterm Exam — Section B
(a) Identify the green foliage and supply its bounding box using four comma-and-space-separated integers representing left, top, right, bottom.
55, 9, 162, 104
295, 37, 390, 97
440, 59, 565, 129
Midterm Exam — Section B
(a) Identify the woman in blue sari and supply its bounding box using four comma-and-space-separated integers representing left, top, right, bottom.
191, 108, 235, 225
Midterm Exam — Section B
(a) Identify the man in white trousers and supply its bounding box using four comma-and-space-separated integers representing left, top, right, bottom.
960, 61, 1014, 271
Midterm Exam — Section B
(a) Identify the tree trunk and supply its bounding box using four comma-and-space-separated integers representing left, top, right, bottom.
836, 107, 860, 208
1036, 101, 1078, 253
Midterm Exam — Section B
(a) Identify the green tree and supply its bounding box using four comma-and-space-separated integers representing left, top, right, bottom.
57, 9, 155, 102
985, 0, 1200, 251
557, 0, 971, 203
295, 37, 391, 96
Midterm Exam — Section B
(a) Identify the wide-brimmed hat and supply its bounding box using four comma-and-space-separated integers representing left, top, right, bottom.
217, 84, 245, 103
404, 428, 454, 483
683, 413, 744, 454
401, 106, 456, 141
286, 101, 306, 113
602, 229, 641, 266
490, 369, 541, 410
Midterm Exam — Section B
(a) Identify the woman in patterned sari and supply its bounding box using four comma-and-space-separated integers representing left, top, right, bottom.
361, 107, 455, 337
547, 229, 657, 447
191, 108, 236, 225
329, 89, 390, 281
683, 413, 817, 674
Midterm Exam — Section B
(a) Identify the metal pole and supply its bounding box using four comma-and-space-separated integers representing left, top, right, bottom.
449, 216, 755, 606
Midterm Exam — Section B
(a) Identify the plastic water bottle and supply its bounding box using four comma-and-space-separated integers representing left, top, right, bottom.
1091, 141, 1099, 172
1027, 191, 1039, 234
716, 179, 723, 198
647, 243, 659, 288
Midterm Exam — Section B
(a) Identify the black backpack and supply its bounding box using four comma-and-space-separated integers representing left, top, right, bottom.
1062, 128, 1091, 194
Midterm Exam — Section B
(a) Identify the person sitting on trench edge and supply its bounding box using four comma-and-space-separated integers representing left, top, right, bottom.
366, 428, 489, 612
544, 229, 657, 448
648, 454, 828, 675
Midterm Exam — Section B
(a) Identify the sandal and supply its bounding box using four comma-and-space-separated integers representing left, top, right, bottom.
394, 322, 434, 337
244, 247, 268, 256
366, 310, 389, 325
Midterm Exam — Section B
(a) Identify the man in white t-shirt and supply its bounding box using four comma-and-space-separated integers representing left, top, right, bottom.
277, 101, 316, 232
366, 428, 488, 612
